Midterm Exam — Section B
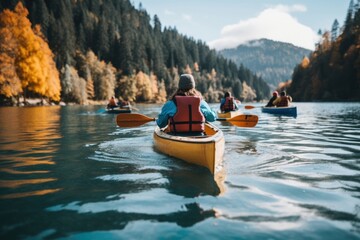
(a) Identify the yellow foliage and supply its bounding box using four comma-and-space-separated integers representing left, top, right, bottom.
0, 20, 22, 97
184, 64, 192, 74
0, 2, 61, 101
135, 71, 153, 101
156, 81, 167, 103
118, 75, 137, 102
301, 56, 310, 68
150, 72, 158, 97
240, 81, 257, 102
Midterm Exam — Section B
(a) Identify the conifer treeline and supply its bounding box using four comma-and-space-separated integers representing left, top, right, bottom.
0, 0, 269, 105
288, 0, 360, 101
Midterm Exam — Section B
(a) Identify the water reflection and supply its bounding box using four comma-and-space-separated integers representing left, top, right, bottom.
43, 134, 228, 234
1, 103, 360, 239
0, 106, 61, 199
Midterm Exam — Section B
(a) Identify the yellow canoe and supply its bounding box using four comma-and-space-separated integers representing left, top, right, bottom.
153, 123, 225, 174
217, 110, 242, 119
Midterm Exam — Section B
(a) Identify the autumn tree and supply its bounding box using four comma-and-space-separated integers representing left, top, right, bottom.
241, 82, 257, 102
61, 64, 87, 104
135, 71, 156, 102
85, 51, 116, 100
0, 0, 271, 104
0, 2, 61, 102
117, 75, 137, 102
74, 50, 94, 100
0, 23, 22, 98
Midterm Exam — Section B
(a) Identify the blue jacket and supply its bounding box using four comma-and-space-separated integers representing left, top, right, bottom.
156, 99, 217, 128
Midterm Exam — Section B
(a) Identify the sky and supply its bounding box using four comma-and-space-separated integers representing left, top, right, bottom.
131, 0, 350, 51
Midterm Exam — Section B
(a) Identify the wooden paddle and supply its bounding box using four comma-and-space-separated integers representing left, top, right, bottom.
217, 114, 258, 127
116, 113, 258, 128
116, 113, 155, 127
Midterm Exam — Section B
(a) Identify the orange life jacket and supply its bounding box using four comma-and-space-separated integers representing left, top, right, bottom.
169, 96, 205, 134
276, 96, 289, 107
221, 97, 235, 112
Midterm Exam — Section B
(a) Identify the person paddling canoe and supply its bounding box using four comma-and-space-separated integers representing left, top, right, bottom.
107, 96, 118, 110
273, 91, 293, 107
156, 74, 216, 135
220, 91, 239, 113
265, 91, 279, 107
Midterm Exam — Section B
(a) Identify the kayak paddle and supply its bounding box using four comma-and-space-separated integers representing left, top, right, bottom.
116, 113, 155, 127
216, 114, 258, 127
116, 113, 258, 128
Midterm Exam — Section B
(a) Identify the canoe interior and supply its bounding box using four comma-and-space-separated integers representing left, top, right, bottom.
217, 110, 242, 119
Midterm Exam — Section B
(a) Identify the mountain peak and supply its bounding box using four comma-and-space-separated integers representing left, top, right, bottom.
220, 38, 311, 87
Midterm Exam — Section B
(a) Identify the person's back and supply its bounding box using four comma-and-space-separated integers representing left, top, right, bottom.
169, 96, 205, 134
107, 96, 117, 109
156, 74, 216, 131
274, 91, 292, 107
220, 91, 238, 112
222, 97, 235, 112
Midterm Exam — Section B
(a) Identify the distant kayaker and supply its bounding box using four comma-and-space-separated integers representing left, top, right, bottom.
265, 91, 279, 107
220, 91, 239, 112
117, 97, 129, 108
273, 91, 292, 107
156, 74, 217, 134
107, 96, 118, 109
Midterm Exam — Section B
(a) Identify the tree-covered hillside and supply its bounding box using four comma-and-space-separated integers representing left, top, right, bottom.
288, 0, 360, 101
0, 0, 269, 105
220, 39, 311, 88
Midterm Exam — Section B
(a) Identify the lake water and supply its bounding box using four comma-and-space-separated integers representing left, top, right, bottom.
0, 103, 359, 239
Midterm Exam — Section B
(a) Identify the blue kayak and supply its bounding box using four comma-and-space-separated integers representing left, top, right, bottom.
261, 106, 297, 117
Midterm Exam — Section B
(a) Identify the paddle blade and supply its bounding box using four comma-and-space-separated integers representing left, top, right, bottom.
244, 105, 256, 109
116, 113, 155, 127
227, 114, 259, 127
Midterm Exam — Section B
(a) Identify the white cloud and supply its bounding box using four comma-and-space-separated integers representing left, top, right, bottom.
208, 5, 318, 51
182, 14, 192, 21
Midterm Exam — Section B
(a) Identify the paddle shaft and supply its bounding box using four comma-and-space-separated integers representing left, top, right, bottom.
117, 113, 258, 128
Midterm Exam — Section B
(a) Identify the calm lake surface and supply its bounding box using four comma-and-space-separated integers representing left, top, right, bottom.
0, 102, 359, 240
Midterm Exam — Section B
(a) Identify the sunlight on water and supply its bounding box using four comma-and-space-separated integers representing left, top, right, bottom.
0, 107, 61, 200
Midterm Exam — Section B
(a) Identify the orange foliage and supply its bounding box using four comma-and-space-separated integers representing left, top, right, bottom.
300, 56, 310, 68
0, 8, 22, 97
0, 2, 61, 101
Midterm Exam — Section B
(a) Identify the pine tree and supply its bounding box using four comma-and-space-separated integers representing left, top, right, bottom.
331, 19, 339, 41
344, 0, 355, 31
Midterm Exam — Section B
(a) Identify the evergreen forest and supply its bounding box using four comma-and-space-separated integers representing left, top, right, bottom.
220, 39, 312, 88
288, 0, 360, 101
0, 0, 270, 105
